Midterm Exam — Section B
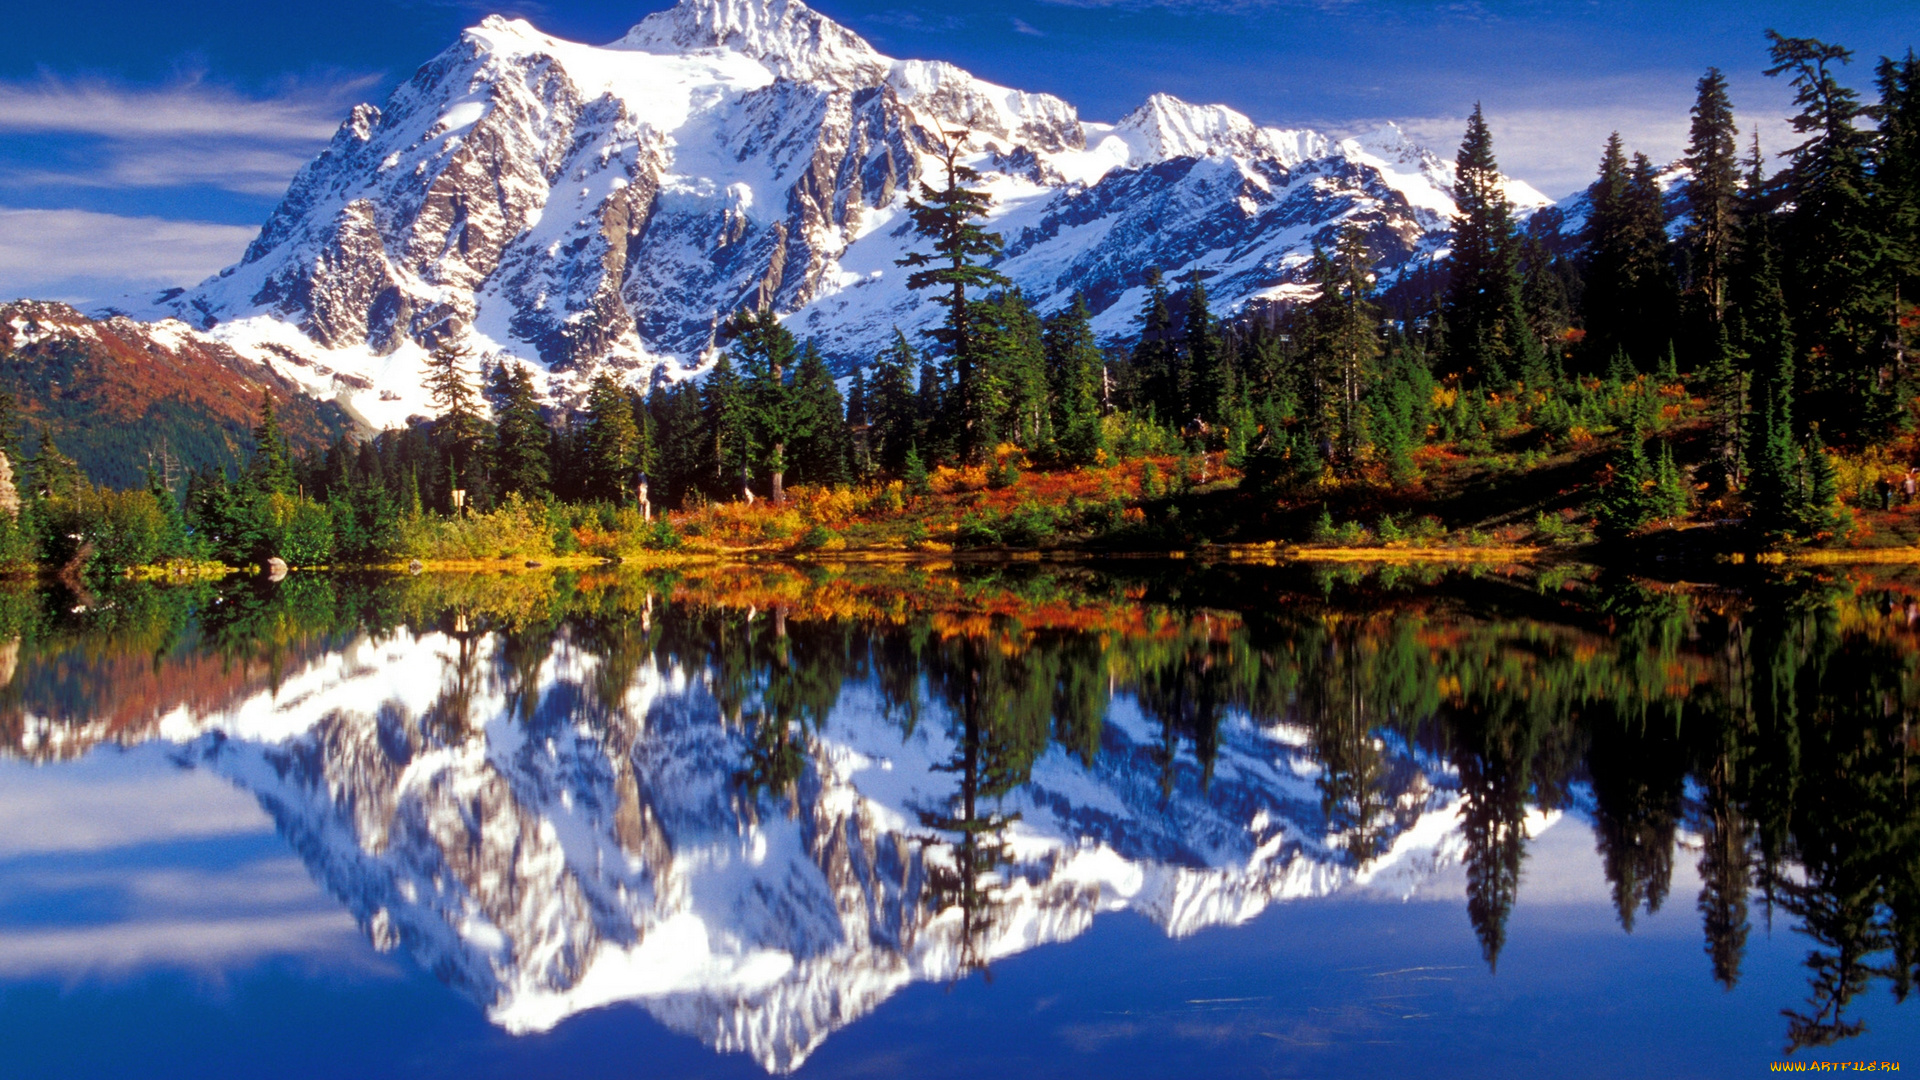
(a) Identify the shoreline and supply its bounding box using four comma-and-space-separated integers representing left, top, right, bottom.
89, 539, 1920, 579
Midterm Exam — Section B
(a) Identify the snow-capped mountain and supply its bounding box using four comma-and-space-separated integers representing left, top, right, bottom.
6, 618, 1501, 1073
112, 0, 1550, 428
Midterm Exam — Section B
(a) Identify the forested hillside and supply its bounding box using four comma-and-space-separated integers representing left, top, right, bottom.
0, 301, 351, 489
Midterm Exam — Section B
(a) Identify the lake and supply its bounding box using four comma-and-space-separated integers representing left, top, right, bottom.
0, 560, 1915, 1077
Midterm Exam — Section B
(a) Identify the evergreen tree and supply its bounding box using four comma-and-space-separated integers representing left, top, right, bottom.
844, 366, 872, 479
1683, 68, 1743, 328
1582, 137, 1678, 371
729, 309, 803, 502
1739, 215, 1806, 541
1367, 345, 1433, 487
654, 381, 708, 508
976, 289, 1046, 450
487, 361, 550, 499
869, 331, 920, 474
789, 342, 850, 488
1800, 426, 1845, 537
1651, 439, 1691, 522
423, 340, 485, 504
1878, 51, 1920, 320
1767, 31, 1895, 439
28, 426, 81, 502
1043, 294, 1106, 464
248, 392, 295, 497
1302, 226, 1381, 473
0, 389, 20, 470
897, 133, 1009, 462
915, 358, 954, 463
1519, 213, 1576, 365
579, 373, 640, 501
902, 444, 931, 497
1131, 269, 1179, 422
1443, 105, 1540, 386
1182, 271, 1226, 426
702, 352, 756, 499
1596, 429, 1657, 537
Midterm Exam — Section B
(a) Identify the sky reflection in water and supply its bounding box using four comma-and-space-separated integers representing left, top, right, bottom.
0, 561, 1916, 1077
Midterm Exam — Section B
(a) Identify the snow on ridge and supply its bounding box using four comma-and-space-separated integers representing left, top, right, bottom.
97, 0, 1558, 416
612, 0, 891, 89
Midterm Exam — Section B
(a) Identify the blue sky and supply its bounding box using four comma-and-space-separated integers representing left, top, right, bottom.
0, 0, 1913, 305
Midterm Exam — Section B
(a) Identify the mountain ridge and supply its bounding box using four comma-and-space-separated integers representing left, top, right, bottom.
99, 0, 1551, 430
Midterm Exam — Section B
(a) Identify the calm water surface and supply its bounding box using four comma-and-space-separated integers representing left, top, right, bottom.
0, 562, 1916, 1078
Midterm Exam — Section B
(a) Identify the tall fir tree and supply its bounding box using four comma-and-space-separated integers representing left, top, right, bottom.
1043, 294, 1106, 464
869, 331, 920, 474
1683, 69, 1743, 328
653, 381, 708, 508
1874, 51, 1920, 369
844, 366, 872, 479
1735, 178, 1805, 541
579, 373, 640, 502
701, 352, 756, 498
789, 342, 851, 488
1581, 137, 1678, 371
1766, 31, 1894, 439
1302, 226, 1381, 472
976, 289, 1046, 450
248, 391, 295, 497
1131, 268, 1178, 422
897, 132, 1008, 462
729, 308, 803, 502
1182, 271, 1227, 426
423, 340, 485, 505
1443, 105, 1540, 386
487, 361, 550, 499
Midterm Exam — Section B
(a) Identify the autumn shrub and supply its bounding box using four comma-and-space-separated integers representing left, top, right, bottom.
38, 486, 189, 572
397, 496, 555, 561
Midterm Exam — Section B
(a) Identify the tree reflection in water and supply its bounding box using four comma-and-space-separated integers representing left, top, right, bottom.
0, 561, 1916, 1056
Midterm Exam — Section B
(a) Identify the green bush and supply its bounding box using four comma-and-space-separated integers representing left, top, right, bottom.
987, 458, 1019, 490
955, 514, 1002, 548
796, 524, 842, 550
397, 496, 555, 560
997, 501, 1060, 547
643, 518, 686, 551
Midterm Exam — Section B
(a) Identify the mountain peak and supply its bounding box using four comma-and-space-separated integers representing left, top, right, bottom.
611, 0, 889, 86
1115, 93, 1327, 166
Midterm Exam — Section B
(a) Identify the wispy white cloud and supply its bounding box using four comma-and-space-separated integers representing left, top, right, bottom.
861, 9, 968, 33
0, 73, 370, 142
8, 146, 326, 198
0, 72, 374, 199
0, 753, 270, 856
0, 207, 256, 303
1391, 76, 1799, 199
0, 859, 377, 977
1011, 16, 1047, 36
0, 758, 381, 978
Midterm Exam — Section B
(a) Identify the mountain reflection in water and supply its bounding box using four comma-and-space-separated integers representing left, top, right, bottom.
0, 561, 1916, 1070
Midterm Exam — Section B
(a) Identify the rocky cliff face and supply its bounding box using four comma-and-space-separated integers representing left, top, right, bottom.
109, 0, 1549, 429
5, 621, 1479, 1073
